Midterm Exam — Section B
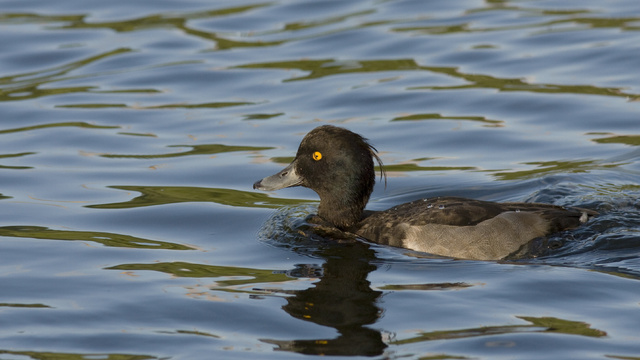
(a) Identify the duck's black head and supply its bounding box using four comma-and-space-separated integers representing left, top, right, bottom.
253, 125, 385, 229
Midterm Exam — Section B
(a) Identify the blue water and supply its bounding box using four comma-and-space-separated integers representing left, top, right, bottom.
1, 0, 640, 359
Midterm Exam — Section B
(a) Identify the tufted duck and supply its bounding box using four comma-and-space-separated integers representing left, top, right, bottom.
253, 125, 596, 260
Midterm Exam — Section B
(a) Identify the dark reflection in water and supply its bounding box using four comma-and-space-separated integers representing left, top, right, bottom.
262, 241, 386, 356
108, 239, 386, 356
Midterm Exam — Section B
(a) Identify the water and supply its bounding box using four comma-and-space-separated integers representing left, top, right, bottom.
1, 0, 639, 358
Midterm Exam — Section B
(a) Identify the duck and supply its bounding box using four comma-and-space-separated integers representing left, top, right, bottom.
253, 125, 596, 260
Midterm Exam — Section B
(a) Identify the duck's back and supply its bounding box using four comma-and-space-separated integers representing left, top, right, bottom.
353, 197, 594, 260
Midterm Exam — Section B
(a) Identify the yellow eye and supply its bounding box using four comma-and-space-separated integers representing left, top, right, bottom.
312, 151, 322, 161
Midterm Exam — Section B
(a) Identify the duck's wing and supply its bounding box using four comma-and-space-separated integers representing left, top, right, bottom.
354, 196, 596, 260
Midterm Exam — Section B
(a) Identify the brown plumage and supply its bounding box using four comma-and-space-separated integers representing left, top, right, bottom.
254, 125, 597, 260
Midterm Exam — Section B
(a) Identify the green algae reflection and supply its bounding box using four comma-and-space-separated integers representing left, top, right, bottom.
88, 186, 313, 209
382, 163, 477, 173
393, 5, 640, 34
235, 58, 421, 82
55, 4, 281, 50
107, 261, 290, 288
391, 316, 606, 345
0, 152, 35, 170
0, 226, 193, 250
0, 121, 119, 135
0, 122, 118, 169
591, 134, 640, 147
392, 113, 504, 127
491, 159, 622, 181
0, 48, 135, 102
0, 350, 159, 360
236, 58, 639, 101
108, 261, 285, 281
100, 144, 273, 159
0, 303, 51, 308
0, 4, 277, 50
57, 101, 256, 109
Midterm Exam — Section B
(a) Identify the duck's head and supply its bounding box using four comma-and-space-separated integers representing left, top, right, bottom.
253, 125, 385, 229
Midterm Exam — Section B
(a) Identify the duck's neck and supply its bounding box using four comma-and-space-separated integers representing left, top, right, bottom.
316, 187, 371, 230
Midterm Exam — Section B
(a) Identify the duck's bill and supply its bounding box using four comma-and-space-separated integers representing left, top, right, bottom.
253, 161, 302, 191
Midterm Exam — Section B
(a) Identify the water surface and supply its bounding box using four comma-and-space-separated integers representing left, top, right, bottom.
1, 0, 640, 359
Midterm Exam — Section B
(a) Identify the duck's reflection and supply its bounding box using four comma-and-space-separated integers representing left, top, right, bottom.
261, 241, 386, 356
